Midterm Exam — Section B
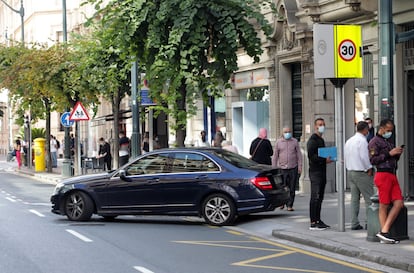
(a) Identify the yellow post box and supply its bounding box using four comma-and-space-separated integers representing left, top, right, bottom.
34, 138, 46, 172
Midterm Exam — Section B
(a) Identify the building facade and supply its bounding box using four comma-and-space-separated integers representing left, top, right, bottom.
1, 0, 414, 198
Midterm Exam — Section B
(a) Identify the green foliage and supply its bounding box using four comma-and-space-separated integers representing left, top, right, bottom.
31, 127, 46, 139
85, 0, 273, 145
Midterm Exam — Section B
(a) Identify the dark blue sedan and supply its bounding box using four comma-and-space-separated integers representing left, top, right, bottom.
51, 148, 289, 226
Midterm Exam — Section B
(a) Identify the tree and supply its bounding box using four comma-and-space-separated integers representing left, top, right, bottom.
69, 25, 132, 168
0, 44, 99, 172
86, 0, 273, 146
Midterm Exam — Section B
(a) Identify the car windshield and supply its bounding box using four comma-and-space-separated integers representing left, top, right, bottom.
210, 149, 259, 169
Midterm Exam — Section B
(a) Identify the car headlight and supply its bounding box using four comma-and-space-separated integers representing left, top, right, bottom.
52, 182, 65, 195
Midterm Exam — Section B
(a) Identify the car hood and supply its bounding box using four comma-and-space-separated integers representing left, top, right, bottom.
61, 172, 110, 185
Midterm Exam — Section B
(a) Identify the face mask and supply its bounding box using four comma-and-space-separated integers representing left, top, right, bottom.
382, 131, 392, 139
368, 124, 372, 129
318, 126, 325, 134
283, 133, 292, 140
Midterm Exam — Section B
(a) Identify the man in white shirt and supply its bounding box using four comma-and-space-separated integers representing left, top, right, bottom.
344, 121, 374, 230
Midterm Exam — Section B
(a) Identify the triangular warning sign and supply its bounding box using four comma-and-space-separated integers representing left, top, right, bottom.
69, 101, 90, 121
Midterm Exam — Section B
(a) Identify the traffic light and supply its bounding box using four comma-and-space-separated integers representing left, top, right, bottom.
24, 115, 30, 128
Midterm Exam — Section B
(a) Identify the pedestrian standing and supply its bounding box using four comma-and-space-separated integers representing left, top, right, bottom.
97, 137, 112, 170
212, 131, 224, 148
196, 130, 210, 147
272, 126, 302, 211
368, 119, 404, 244
344, 121, 374, 230
365, 117, 375, 143
50, 135, 58, 168
249, 128, 273, 165
14, 137, 22, 169
119, 130, 130, 167
307, 118, 333, 230
142, 132, 150, 153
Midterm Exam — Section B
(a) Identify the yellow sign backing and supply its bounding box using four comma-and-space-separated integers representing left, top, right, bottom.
334, 25, 363, 78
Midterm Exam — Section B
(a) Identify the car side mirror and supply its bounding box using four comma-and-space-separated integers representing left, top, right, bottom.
119, 169, 132, 182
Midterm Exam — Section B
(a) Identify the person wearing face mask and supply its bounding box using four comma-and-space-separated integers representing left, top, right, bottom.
272, 126, 302, 211
344, 121, 374, 231
368, 119, 404, 244
307, 118, 333, 230
364, 117, 375, 143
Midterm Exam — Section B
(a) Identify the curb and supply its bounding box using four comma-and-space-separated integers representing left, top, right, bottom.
271, 230, 414, 273
17, 169, 61, 185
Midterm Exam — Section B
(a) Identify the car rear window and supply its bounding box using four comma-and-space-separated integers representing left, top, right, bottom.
210, 150, 259, 169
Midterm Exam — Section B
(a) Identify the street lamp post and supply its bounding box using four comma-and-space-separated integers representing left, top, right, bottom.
0, 0, 24, 44
1, 0, 25, 166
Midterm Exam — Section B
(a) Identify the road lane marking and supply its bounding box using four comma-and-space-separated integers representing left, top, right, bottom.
133, 266, 154, 273
5, 197, 16, 202
175, 237, 383, 273
29, 209, 45, 217
226, 230, 244, 236
66, 229, 93, 242
249, 236, 382, 273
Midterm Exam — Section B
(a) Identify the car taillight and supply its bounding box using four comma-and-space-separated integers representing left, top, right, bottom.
250, 177, 273, 190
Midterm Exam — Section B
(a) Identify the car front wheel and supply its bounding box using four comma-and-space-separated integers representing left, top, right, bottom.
202, 194, 236, 226
65, 191, 94, 221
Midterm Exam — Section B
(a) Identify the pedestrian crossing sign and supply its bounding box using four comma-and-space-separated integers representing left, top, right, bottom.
69, 101, 90, 121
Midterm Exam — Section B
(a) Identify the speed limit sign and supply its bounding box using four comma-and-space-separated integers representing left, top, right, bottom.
338, 39, 356, 62
314, 24, 362, 78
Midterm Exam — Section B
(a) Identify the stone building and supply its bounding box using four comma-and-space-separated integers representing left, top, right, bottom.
1, 0, 414, 198
224, 0, 414, 196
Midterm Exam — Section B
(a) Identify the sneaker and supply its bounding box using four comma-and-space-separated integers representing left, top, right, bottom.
309, 221, 327, 231
376, 232, 397, 243
318, 220, 330, 229
351, 224, 364, 230
380, 239, 400, 244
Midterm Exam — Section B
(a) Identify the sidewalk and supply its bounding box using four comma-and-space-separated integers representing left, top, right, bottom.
271, 192, 414, 272
1, 156, 413, 272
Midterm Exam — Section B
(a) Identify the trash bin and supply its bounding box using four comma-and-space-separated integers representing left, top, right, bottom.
366, 194, 409, 242
33, 138, 46, 172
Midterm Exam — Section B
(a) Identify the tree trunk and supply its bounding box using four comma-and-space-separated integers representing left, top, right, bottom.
175, 83, 187, 147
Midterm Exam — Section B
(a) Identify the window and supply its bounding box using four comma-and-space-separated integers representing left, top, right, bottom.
291, 63, 302, 140
172, 152, 219, 172
125, 153, 171, 175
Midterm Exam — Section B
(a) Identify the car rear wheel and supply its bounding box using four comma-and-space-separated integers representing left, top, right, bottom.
202, 194, 236, 226
65, 191, 94, 221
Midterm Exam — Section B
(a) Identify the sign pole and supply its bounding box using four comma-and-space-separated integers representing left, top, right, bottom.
314, 24, 362, 232
331, 78, 347, 232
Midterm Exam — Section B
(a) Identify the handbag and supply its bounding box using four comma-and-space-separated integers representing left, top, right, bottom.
11, 149, 16, 157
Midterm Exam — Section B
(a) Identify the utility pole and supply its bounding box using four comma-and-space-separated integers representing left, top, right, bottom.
378, 0, 394, 121
1, 0, 25, 166
130, 60, 141, 158
61, 0, 73, 177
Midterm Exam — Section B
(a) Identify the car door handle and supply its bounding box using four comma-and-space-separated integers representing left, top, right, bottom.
91, 183, 107, 187
147, 178, 160, 183
196, 175, 208, 180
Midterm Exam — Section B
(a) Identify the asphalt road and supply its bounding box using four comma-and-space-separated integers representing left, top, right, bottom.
0, 172, 400, 273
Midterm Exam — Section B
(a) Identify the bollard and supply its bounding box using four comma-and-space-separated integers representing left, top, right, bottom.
366, 194, 409, 242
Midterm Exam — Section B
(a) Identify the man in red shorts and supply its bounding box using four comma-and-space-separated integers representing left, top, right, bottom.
368, 119, 404, 244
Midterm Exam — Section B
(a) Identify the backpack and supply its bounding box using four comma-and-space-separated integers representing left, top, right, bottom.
56, 139, 61, 149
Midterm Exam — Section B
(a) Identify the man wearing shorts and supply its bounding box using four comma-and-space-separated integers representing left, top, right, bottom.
368, 119, 404, 244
